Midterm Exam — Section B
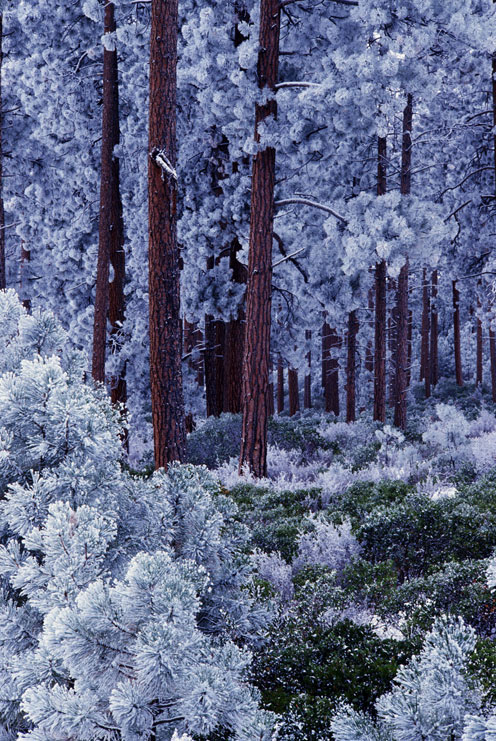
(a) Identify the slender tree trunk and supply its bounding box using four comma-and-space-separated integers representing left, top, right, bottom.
430, 270, 438, 387
328, 328, 340, 416
453, 280, 463, 386
223, 244, 246, 413
476, 293, 483, 386
394, 94, 412, 430
365, 284, 374, 373
322, 317, 330, 391
374, 137, 387, 421
148, 0, 185, 468
19, 242, 31, 311
421, 269, 431, 398
288, 367, 299, 416
490, 328, 496, 402
304, 329, 312, 409
346, 310, 358, 423
277, 355, 284, 413
239, 0, 281, 476
0, 16, 5, 291
93, 0, 123, 386
268, 361, 275, 417
204, 314, 223, 417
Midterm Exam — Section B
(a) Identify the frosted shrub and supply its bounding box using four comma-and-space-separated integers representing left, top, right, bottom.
423, 404, 470, 458
293, 515, 360, 575
332, 616, 481, 741
252, 550, 294, 602
0, 292, 273, 740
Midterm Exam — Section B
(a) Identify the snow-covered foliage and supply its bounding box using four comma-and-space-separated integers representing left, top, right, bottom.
332, 617, 481, 741
0, 292, 273, 740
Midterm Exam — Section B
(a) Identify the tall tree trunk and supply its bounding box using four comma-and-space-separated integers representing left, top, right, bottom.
223, 243, 247, 413
394, 94, 412, 430
304, 329, 312, 409
19, 242, 31, 311
476, 293, 483, 386
204, 314, 221, 417
374, 137, 387, 422
490, 328, 496, 402
239, 0, 281, 476
328, 328, 340, 416
453, 279, 463, 386
365, 284, 374, 373
421, 269, 431, 398
288, 367, 299, 416
277, 355, 284, 413
92, 0, 124, 387
268, 361, 275, 417
0, 16, 5, 291
322, 318, 330, 391
430, 270, 438, 387
346, 310, 358, 423
148, 0, 185, 468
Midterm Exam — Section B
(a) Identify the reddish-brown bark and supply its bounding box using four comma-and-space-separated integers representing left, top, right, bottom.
148, 0, 185, 468
430, 270, 439, 387
239, 0, 281, 476
365, 285, 374, 374
453, 280, 463, 386
346, 310, 358, 423
304, 329, 312, 409
476, 293, 483, 386
223, 244, 247, 413
277, 355, 284, 413
322, 319, 330, 390
422, 270, 431, 397
393, 94, 412, 430
204, 313, 225, 418
490, 328, 496, 402
288, 368, 299, 416
373, 137, 387, 422
327, 328, 340, 416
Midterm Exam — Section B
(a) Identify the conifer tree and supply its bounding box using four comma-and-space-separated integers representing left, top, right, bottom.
148, 0, 185, 468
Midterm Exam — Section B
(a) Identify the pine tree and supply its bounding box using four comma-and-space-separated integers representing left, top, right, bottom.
148, 0, 185, 468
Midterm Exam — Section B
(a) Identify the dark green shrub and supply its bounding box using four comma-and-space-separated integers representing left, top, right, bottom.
186, 413, 241, 467
328, 480, 413, 525
356, 494, 496, 578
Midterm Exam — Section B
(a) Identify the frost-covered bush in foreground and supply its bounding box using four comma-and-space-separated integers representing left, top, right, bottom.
293, 516, 360, 575
332, 616, 481, 741
0, 292, 272, 740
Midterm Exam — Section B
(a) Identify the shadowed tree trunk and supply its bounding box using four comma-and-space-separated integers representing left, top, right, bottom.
430, 270, 438, 387
322, 318, 330, 393
92, 0, 125, 392
304, 329, 312, 409
365, 285, 374, 373
148, 0, 185, 468
223, 244, 247, 413
277, 355, 284, 413
421, 269, 431, 398
490, 329, 496, 402
19, 242, 31, 311
374, 137, 387, 422
288, 367, 299, 416
394, 94, 412, 430
476, 292, 483, 386
268, 360, 275, 416
239, 0, 281, 476
346, 310, 358, 423
453, 280, 463, 386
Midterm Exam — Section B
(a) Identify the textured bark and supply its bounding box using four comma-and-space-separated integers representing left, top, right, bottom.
20, 243, 31, 311
388, 285, 397, 409
490, 329, 496, 402
365, 286, 374, 373
148, 0, 185, 468
239, 0, 280, 476
373, 137, 387, 422
92, 1, 124, 388
453, 280, 463, 386
277, 355, 284, 413
476, 293, 483, 386
288, 368, 299, 416
0, 16, 5, 291
268, 361, 275, 417
394, 95, 412, 430
421, 269, 431, 398
430, 270, 438, 387
322, 319, 330, 389
346, 310, 358, 423
327, 328, 340, 416
374, 261, 387, 421
304, 329, 312, 409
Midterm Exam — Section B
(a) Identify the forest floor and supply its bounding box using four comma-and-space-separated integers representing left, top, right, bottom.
184, 380, 496, 739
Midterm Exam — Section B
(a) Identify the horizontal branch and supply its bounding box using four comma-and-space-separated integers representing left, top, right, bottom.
272, 246, 307, 267
275, 196, 347, 223
275, 81, 321, 90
